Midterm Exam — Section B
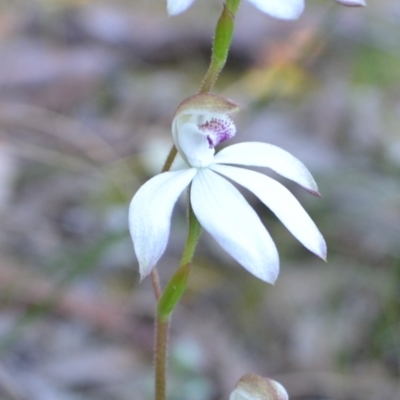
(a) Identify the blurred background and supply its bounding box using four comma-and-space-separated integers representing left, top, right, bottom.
0, 0, 399, 399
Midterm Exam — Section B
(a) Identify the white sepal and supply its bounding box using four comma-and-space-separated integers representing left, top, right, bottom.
190, 169, 279, 283
246, 0, 304, 19
214, 142, 320, 195
211, 165, 327, 260
129, 168, 197, 280
167, 0, 195, 15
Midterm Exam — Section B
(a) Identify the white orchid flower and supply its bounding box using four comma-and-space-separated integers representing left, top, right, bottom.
167, 0, 304, 20
129, 93, 326, 284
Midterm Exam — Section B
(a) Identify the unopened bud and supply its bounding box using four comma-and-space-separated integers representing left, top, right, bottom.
334, 0, 366, 7
229, 374, 289, 400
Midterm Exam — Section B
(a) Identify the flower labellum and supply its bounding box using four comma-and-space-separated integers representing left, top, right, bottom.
129, 93, 327, 284
167, 0, 304, 20
230, 374, 289, 400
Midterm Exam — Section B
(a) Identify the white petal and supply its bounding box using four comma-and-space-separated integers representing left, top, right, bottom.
129, 169, 197, 280
214, 142, 320, 195
247, 0, 304, 19
167, 0, 195, 15
211, 165, 327, 260
191, 168, 279, 283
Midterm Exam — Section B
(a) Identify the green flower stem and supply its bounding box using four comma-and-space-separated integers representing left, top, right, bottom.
199, 0, 242, 93
154, 197, 202, 400
154, 315, 169, 400
226, 0, 242, 14
160, 0, 242, 175
154, 2, 241, 398
181, 199, 202, 266
157, 198, 202, 320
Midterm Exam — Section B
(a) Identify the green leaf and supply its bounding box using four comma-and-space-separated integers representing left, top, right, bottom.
157, 263, 190, 320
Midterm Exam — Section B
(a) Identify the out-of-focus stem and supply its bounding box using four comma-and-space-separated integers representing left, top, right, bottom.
151, 269, 162, 301
161, 146, 178, 173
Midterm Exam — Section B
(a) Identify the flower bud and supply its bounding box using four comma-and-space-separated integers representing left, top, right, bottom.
334, 0, 366, 7
229, 374, 289, 400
